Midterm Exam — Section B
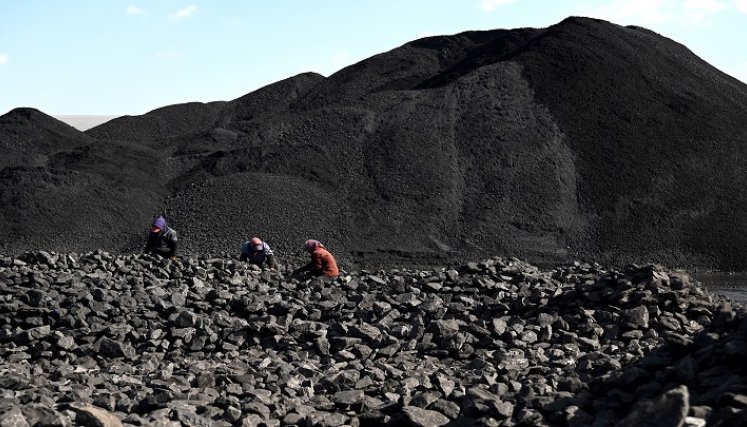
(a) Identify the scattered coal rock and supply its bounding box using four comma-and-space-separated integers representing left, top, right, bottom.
0, 251, 744, 426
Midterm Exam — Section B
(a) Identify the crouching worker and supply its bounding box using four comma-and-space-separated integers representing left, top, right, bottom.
293, 239, 339, 280
144, 216, 178, 259
240, 237, 278, 269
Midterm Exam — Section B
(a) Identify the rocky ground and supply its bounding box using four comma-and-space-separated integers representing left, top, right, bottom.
1, 251, 745, 426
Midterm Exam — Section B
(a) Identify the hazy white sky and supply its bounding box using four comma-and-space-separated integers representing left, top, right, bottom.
1, 0, 745, 116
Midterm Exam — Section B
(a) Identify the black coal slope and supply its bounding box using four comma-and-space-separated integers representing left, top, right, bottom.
0, 109, 166, 253
86, 101, 226, 142
0, 108, 95, 170
2, 16, 747, 269
512, 17, 747, 268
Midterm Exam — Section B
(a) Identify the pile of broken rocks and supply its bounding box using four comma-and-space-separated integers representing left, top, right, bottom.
0, 251, 745, 427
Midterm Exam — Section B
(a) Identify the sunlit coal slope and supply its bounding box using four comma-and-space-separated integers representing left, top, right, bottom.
2, 17, 746, 269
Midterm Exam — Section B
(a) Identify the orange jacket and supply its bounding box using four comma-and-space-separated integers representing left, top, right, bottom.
311, 247, 339, 277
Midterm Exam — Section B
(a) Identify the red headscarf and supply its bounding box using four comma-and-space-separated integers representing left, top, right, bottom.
304, 239, 322, 253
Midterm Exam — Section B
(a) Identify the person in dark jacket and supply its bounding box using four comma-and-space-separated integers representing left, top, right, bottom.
144, 216, 178, 259
240, 237, 278, 269
293, 239, 339, 280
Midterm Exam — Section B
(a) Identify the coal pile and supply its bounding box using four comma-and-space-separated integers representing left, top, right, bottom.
2, 18, 747, 269
0, 108, 167, 254
0, 108, 95, 170
1, 252, 745, 426
85, 101, 226, 143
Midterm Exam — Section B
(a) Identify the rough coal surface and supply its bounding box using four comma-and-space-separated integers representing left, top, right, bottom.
1, 251, 745, 426
2, 17, 747, 269
0, 109, 169, 255
86, 101, 226, 143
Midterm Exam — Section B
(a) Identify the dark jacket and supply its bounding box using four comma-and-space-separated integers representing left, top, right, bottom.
144, 227, 178, 258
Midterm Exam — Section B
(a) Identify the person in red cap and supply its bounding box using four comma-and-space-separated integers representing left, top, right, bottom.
240, 237, 278, 269
293, 239, 339, 279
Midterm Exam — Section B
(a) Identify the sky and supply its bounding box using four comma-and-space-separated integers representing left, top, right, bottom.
1, 0, 746, 117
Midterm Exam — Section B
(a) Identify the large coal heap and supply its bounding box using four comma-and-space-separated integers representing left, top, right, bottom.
0, 109, 166, 254
2, 17, 747, 269
0, 108, 95, 170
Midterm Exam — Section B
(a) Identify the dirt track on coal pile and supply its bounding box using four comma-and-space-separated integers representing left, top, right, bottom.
2, 17, 747, 270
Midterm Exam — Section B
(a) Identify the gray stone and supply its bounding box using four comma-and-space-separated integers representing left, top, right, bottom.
401, 406, 450, 427
430, 319, 460, 336
0, 407, 30, 427
19, 404, 68, 427
624, 306, 649, 328
669, 273, 691, 290
138, 389, 174, 411
410, 391, 441, 408
684, 417, 706, 427
494, 401, 515, 418
350, 323, 382, 343
430, 399, 460, 419
96, 337, 136, 360
614, 385, 689, 427
70, 404, 124, 427
56, 335, 76, 350
333, 390, 365, 405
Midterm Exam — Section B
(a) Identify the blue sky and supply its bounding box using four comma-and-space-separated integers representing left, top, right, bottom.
1, 0, 746, 116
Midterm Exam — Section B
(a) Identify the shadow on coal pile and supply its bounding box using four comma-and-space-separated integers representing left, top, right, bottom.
578, 275, 747, 427
512, 264, 747, 426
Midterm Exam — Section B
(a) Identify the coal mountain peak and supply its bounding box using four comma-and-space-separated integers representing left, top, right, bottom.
2, 17, 746, 269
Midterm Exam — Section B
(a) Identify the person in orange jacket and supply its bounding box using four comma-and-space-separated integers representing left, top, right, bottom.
293, 239, 339, 279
